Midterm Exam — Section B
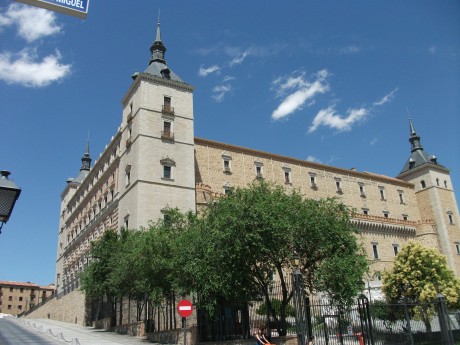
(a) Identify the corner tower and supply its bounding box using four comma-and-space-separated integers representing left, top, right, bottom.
397, 118, 460, 275
117, 17, 196, 230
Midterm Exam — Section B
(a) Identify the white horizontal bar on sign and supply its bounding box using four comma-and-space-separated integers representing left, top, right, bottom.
179, 306, 192, 310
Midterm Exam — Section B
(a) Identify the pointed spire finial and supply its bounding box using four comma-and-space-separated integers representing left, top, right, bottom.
81, 134, 92, 171
149, 11, 166, 65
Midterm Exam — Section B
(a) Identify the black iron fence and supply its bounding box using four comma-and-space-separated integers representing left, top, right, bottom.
198, 280, 459, 345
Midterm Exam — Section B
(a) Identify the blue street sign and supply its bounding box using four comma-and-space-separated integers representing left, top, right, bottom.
15, 0, 90, 19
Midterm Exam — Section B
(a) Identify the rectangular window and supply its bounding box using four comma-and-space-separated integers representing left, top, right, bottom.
309, 173, 317, 188
372, 243, 379, 259
125, 170, 131, 186
335, 179, 342, 193
8, 305, 11, 310
455, 242, 460, 255
403, 214, 408, 221
164, 96, 171, 109
163, 165, 172, 179
398, 190, 405, 204
8, 296, 12, 301
20, 288, 23, 293
379, 187, 386, 201
448, 213, 454, 225
393, 245, 399, 256
18, 305, 22, 310
222, 155, 232, 173
19, 297, 23, 301
284, 170, 291, 184
359, 184, 366, 197
255, 165, 263, 178
9, 287, 13, 292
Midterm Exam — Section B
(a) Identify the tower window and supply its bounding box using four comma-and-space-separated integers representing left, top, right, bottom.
164, 96, 171, 109
379, 186, 386, 201
160, 158, 175, 180
421, 180, 426, 188
393, 244, 399, 256
125, 169, 131, 186
359, 183, 366, 197
398, 190, 405, 204
444, 180, 448, 188
456, 242, 460, 255
163, 165, 172, 179
436, 178, 439, 186
372, 243, 380, 259
448, 212, 454, 225
162, 121, 173, 140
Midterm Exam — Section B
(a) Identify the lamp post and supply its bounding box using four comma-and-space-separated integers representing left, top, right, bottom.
291, 254, 307, 345
0, 170, 21, 234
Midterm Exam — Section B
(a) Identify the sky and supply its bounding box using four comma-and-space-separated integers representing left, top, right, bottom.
0, 0, 459, 286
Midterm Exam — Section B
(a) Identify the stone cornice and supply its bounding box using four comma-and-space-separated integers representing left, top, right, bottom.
352, 214, 434, 236
195, 137, 414, 188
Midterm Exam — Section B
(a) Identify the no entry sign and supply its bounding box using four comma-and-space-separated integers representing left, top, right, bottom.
177, 299, 193, 318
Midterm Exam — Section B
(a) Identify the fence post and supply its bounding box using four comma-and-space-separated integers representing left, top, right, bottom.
403, 296, 414, 345
436, 294, 454, 345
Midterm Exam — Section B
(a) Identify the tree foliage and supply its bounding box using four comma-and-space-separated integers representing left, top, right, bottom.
80, 181, 368, 333
382, 241, 460, 331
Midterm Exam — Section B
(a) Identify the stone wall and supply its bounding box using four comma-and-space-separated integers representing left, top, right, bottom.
23, 290, 87, 326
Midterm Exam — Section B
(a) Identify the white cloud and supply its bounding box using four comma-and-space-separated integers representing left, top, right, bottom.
0, 3, 61, 42
373, 87, 399, 106
370, 137, 378, 145
0, 49, 71, 87
229, 51, 248, 66
339, 45, 361, 55
198, 64, 220, 77
308, 106, 368, 133
306, 155, 322, 163
212, 84, 232, 102
271, 70, 329, 120
223, 75, 235, 82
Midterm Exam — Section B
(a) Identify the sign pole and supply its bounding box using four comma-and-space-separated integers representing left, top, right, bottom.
183, 316, 187, 345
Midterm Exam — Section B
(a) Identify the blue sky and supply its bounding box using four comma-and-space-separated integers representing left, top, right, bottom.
0, 0, 459, 286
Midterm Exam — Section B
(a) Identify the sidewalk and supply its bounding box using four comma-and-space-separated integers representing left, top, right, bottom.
18, 318, 163, 345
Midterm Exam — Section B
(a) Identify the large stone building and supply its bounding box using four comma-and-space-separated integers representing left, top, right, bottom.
0, 281, 54, 316
55, 20, 460, 296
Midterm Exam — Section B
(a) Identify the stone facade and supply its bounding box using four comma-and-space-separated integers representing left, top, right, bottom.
51, 19, 460, 339
0, 281, 54, 316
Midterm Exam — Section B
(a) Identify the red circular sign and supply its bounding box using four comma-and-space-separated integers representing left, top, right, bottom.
177, 299, 193, 317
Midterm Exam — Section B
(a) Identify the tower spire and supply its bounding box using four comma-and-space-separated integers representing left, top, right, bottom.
80, 136, 91, 171
408, 117, 422, 153
149, 13, 166, 65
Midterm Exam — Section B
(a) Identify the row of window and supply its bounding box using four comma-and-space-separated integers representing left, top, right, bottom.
420, 178, 449, 189
222, 156, 407, 202
371, 242, 400, 259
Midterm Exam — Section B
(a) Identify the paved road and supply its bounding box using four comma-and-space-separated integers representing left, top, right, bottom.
0, 317, 162, 345
0, 317, 61, 344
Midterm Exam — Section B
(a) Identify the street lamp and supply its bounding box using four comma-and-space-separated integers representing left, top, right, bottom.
0, 170, 21, 234
291, 254, 307, 345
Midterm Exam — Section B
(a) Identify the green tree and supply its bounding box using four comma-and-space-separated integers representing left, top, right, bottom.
175, 181, 368, 335
382, 241, 460, 332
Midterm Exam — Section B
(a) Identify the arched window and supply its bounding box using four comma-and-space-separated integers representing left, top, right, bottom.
421, 180, 426, 188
